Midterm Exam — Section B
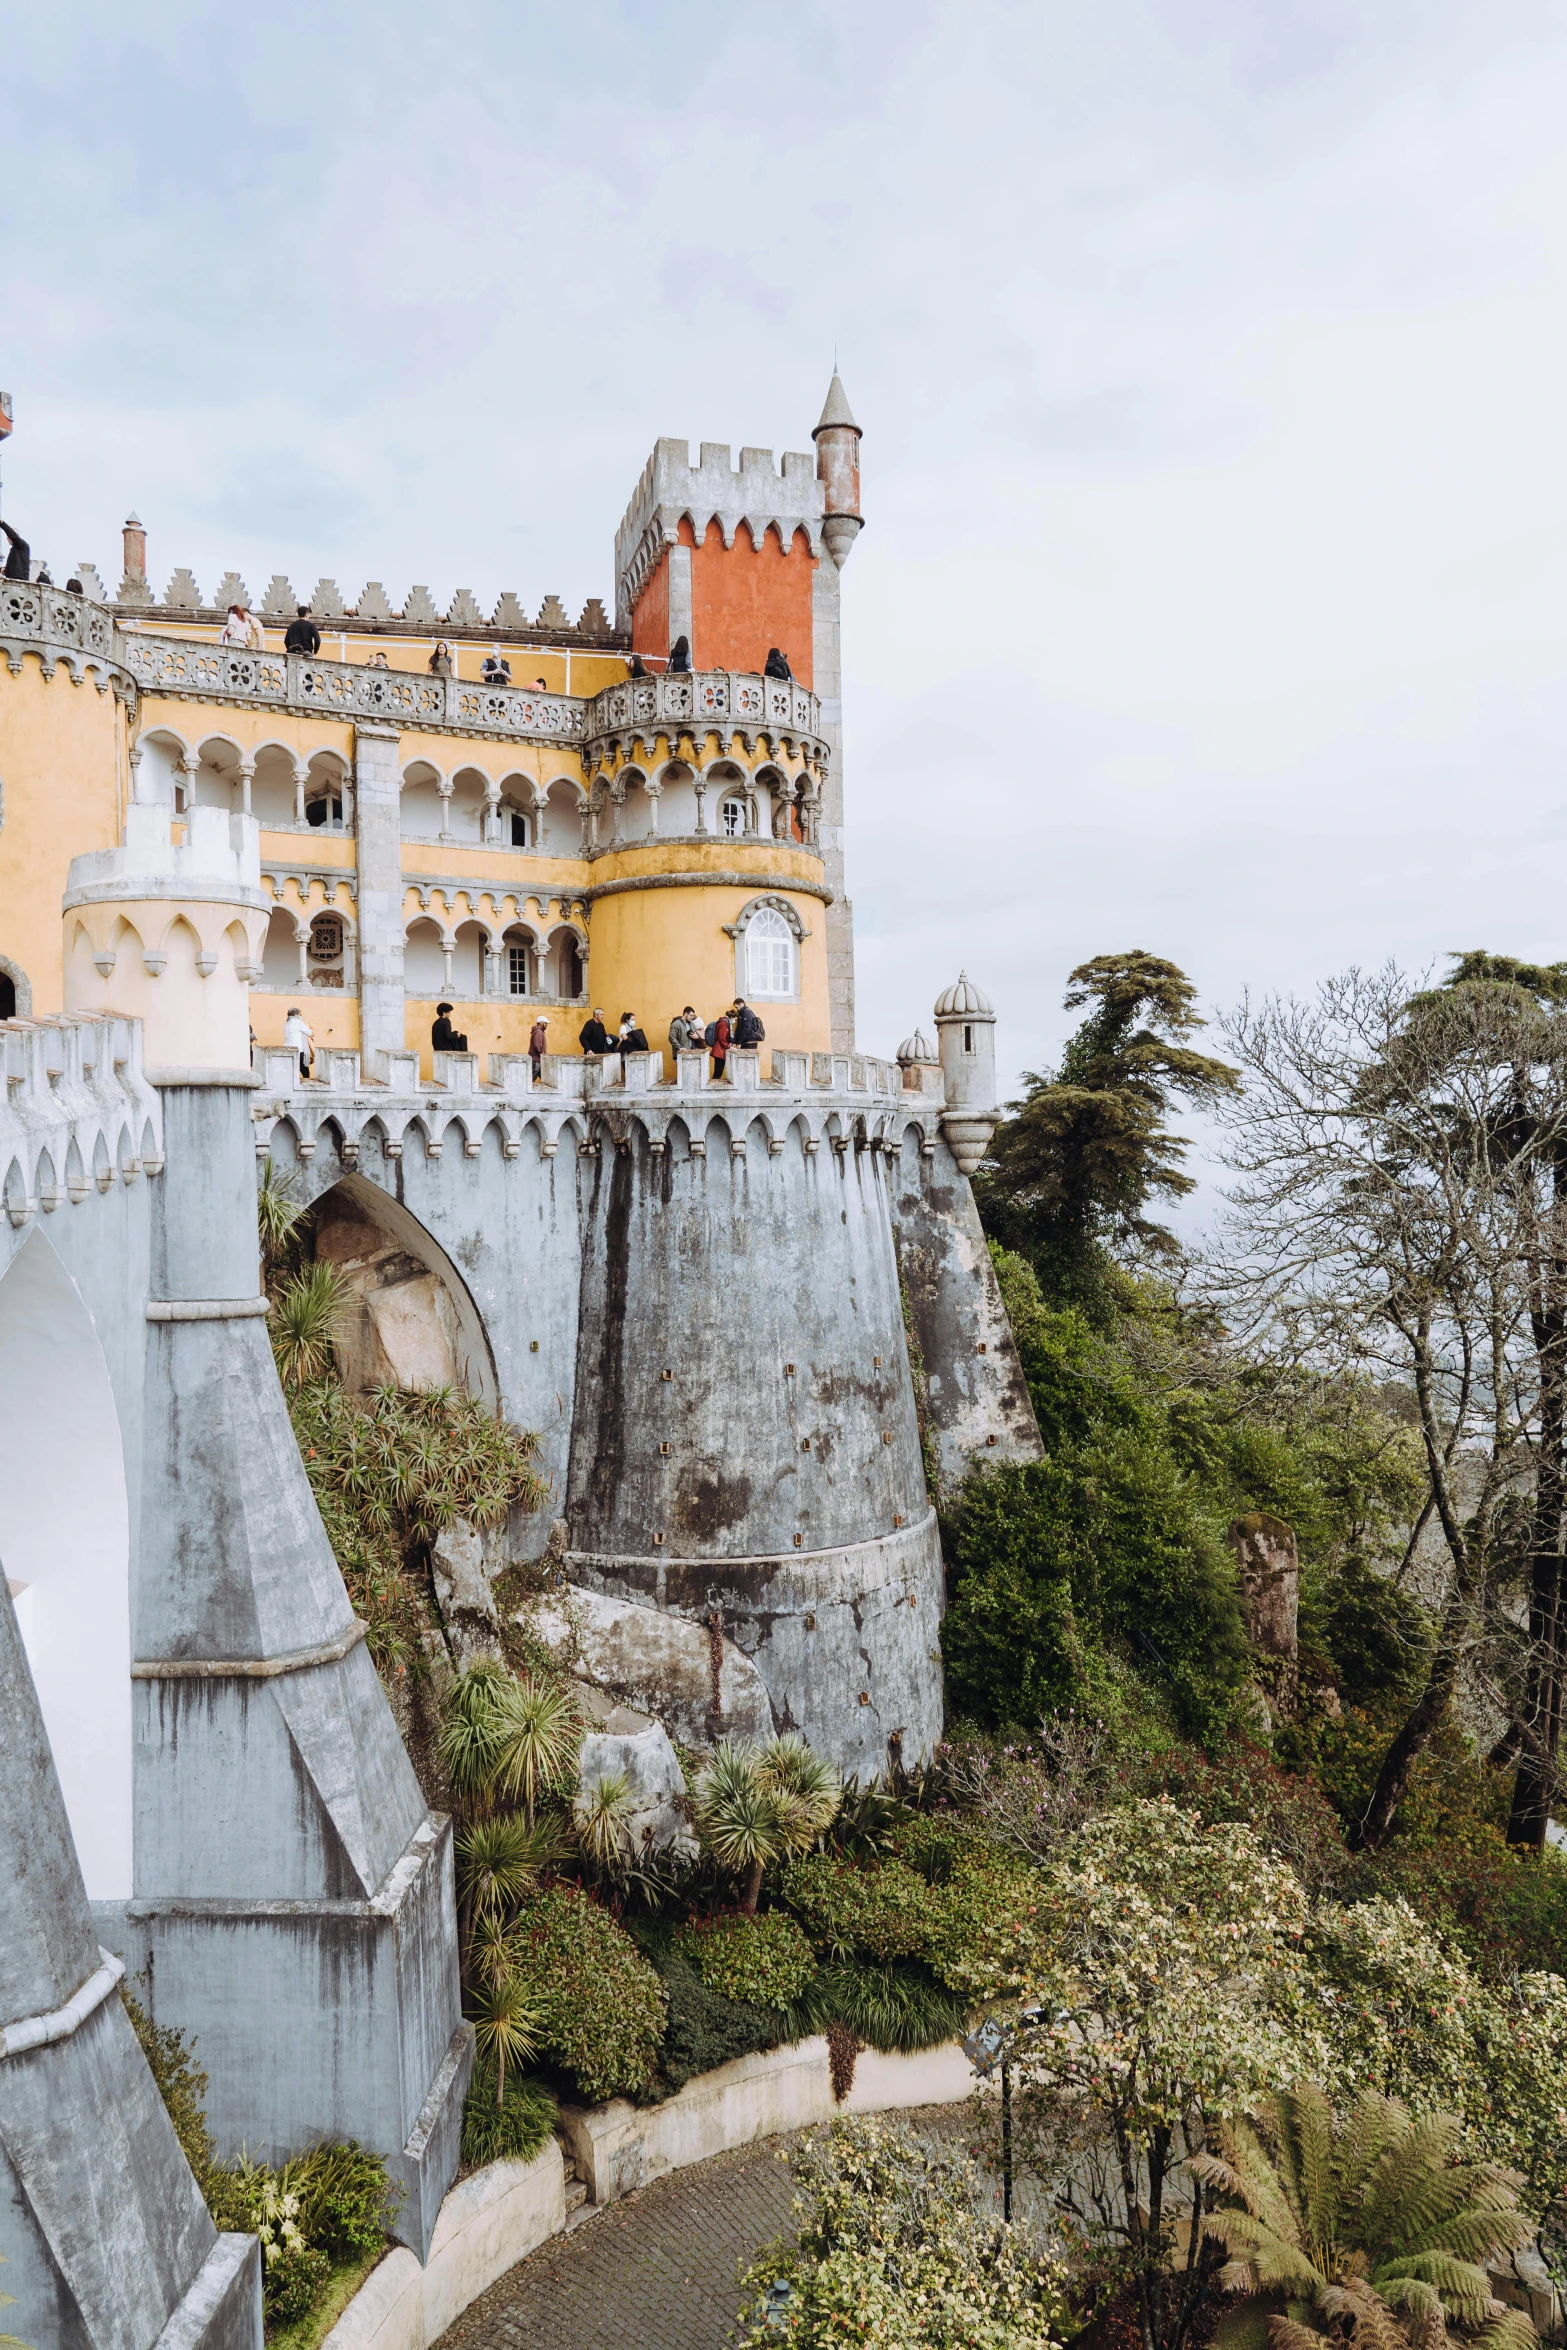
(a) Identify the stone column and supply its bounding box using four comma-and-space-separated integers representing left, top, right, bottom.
811, 557, 855, 1048
667, 541, 694, 660
354, 721, 406, 1069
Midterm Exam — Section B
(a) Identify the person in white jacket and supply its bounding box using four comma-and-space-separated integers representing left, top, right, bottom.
283, 1006, 314, 1079
220, 602, 265, 649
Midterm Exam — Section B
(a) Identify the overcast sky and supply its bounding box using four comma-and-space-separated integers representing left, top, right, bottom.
5, 2, 1565, 1214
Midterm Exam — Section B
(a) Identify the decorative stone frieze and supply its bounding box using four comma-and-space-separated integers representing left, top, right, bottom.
0, 578, 135, 695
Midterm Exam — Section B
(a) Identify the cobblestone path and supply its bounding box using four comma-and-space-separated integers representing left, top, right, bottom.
443, 2106, 976, 2350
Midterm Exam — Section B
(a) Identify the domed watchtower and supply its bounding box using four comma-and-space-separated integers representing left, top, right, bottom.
932, 971, 998, 1173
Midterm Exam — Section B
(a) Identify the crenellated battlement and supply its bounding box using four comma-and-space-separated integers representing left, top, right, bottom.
614, 438, 825, 631
0, 1012, 163, 1229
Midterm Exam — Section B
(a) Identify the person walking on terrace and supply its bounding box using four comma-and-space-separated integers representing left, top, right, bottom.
432, 1001, 468, 1053
284, 605, 320, 655
732, 997, 765, 1050
283, 1006, 314, 1079
529, 1015, 548, 1081
578, 1008, 611, 1057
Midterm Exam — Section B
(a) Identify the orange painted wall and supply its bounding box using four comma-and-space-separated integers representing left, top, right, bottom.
631, 551, 670, 663
689, 519, 815, 686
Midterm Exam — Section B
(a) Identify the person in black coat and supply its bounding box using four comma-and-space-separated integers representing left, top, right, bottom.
668, 635, 691, 674
763, 646, 792, 681
1, 521, 31, 582
431, 1002, 468, 1052
617, 1013, 649, 1059
578, 1009, 612, 1056
284, 606, 321, 655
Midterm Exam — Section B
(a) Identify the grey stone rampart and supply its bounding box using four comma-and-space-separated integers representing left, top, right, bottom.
887, 1126, 1043, 1490
0, 1567, 263, 2349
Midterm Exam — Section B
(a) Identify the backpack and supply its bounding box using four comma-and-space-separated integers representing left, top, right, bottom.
704, 1021, 720, 1048
744, 1010, 765, 1045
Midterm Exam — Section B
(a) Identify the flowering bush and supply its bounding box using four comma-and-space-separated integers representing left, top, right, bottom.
735, 2114, 1068, 2350
1304, 1894, 1567, 2222
510, 1884, 667, 2103
675, 1910, 815, 2009
252, 2179, 330, 2325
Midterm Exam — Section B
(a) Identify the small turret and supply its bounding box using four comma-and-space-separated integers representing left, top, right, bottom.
118, 511, 147, 604
813, 371, 863, 569
932, 971, 997, 1173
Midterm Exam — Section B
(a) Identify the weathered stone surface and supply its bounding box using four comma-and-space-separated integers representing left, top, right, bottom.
1229, 1512, 1299, 1658
528, 1586, 773, 1749
433, 1518, 497, 1623
316, 1204, 464, 1392
578, 1722, 695, 1858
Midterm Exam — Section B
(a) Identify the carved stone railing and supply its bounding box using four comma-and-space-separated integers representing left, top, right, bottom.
117, 636, 589, 744
0, 580, 129, 687
583, 669, 820, 760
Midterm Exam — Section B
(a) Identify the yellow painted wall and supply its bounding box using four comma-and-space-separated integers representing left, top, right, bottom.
586, 876, 830, 1075
0, 655, 126, 1014
251, 990, 360, 1054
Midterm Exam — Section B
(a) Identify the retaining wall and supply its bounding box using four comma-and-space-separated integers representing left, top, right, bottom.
323, 2035, 977, 2349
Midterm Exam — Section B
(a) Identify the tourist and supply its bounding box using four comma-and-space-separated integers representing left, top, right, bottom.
668, 634, 691, 674
533, 676, 548, 691
65, 575, 84, 596
283, 1005, 314, 1079
707, 1006, 731, 1080
618, 1012, 649, 1061
578, 1007, 611, 1057
529, 1015, 548, 1080
628, 654, 648, 678
764, 646, 792, 681
220, 602, 265, 648
733, 997, 765, 1048
366, 649, 390, 670
428, 640, 454, 677
432, 1001, 468, 1053
284, 605, 320, 655
0, 521, 31, 581
669, 1004, 700, 1056
481, 646, 512, 685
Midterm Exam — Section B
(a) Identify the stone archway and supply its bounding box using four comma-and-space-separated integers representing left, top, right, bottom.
0, 1230, 132, 1897
305, 1172, 499, 1404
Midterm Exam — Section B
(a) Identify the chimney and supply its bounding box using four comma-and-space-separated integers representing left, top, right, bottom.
118, 512, 147, 605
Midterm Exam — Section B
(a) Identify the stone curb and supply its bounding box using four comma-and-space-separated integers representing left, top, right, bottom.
323, 2036, 975, 2348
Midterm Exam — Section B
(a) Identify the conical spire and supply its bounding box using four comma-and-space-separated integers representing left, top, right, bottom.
813, 370, 860, 439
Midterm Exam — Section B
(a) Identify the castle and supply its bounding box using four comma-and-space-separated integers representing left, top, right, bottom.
0, 381, 1040, 2346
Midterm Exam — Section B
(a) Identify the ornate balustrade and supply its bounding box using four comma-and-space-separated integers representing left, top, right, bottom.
0, 583, 824, 761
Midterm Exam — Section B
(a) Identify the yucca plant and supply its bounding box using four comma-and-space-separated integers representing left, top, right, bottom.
440, 1663, 581, 1827
454, 1812, 561, 1938
691, 1735, 841, 1912
468, 1971, 544, 2110
270, 1262, 346, 1391
255, 1158, 304, 1270
575, 1769, 635, 1877
1193, 2085, 1535, 2350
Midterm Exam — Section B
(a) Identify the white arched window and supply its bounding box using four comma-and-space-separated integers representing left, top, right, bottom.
745, 905, 796, 1001
720, 795, 747, 838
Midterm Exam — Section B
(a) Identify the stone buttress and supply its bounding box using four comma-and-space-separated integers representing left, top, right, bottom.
0, 1568, 262, 2349
117, 1074, 470, 2260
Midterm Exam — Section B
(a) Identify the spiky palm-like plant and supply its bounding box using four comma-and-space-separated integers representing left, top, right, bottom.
269, 1262, 346, 1391
692, 1735, 841, 1912
440, 1663, 581, 1827
468, 1971, 543, 2110
574, 1770, 635, 1878
1193, 2085, 1535, 2350
454, 1813, 561, 1938
256, 1158, 304, 1270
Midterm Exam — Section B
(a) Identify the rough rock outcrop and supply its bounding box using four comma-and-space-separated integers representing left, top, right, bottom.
1228, 1512, 1299, 1658
578, 1722, 696, 1859
527, 1586, 774, 1749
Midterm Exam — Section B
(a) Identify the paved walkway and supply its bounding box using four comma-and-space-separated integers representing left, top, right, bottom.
442, 2134, 799, 2350
443, 2105, 978, 2350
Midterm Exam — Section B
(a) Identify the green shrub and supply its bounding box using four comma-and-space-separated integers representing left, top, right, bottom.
511, 1885, 667, 2104
121, 1988, 217, 2193
778, 1852, 935, 1962
283, 2143, 402, 2260
262, 2243, 331, 2328
675, 1910, 815, 2009
632, 1932, 787, 2096
459, 2066, 558, 2168
790, 1960, 967, 2053
778, 1835, 1040, 1993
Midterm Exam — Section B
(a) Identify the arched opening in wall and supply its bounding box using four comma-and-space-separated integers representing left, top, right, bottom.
287, 1171, 499, 1405
655, 762, 697, 835
452, 919, 487, 999
0, 1231, 132, 1898
136, 729, 186, 810
559, 932, 584, 1000
709, 762, 750, 840
250, 743, 299, 827
448, 767, 490, 845
502, 925, 535, 999
304, 753, 347, 830
307, 907, 348, 990
193, 736, 243, 810
618, 772, 653, 843
0, 974, 14, 1020
404, 917, 446, 996
401, 760, 446, 843
261, 903, 301, 989
498, 776, 533, 848
537, 778, 583, 855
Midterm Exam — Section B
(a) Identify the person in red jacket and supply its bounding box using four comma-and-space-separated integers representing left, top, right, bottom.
707, 1008, 732, 1081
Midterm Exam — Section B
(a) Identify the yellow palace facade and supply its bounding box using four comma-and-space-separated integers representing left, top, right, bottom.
0, 377, 863, 1078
